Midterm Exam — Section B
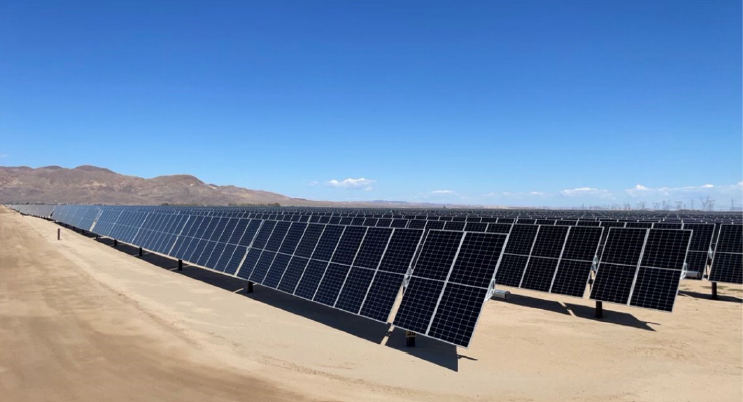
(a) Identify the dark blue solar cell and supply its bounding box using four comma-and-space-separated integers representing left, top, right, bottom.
314, 263, 351, 306
494, 254, 529, 287
331, 226, 366, 265
359, 272, 405, 322
238, 219, 262, 247
335, 267, 375, 314
196, 242, 218, 267
504, 225, 539, 255
249, 251, 276, 282
278, 257, 309, 294
252, 221, 277, 249
447, 232, 507, 288
265, 221, 291, 252
216, 244, 237, 272
217, 218, 238, 243
393, 277, 444, 334
295, 260, 328, 299
205, 242, 227, 269
412, 231, 463, 281
378, 229, 423, 274
236, 248, 262, 279
295, 224, 324, 258
263, 253, 292, 288
312, 225, 344, 261
224, 246, 247, 275
590, 263, 637, 304
279, 222, 307, 255
353, 228, 392, 269
227, 219, 250, 244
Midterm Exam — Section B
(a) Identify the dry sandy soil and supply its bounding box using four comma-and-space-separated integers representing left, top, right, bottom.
1, 206, 741, 402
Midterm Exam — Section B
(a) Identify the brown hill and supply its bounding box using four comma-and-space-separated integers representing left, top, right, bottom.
0, 165, 326, 206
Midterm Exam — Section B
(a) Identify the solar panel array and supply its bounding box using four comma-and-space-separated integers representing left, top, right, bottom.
590, 228, 692, 312
8, 203, 739, 348
709, 224, 743, 284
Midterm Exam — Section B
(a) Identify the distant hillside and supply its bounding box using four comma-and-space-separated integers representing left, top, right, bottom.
0, 165, 481, 208
0, 165, 325, 206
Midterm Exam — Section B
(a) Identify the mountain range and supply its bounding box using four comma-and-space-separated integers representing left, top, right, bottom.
0, 165, 463, 208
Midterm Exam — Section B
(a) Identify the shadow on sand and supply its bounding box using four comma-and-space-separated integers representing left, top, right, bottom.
679, 289, 742, 304
495, 293, 657, 332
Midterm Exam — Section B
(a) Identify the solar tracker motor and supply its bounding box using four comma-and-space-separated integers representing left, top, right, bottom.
684, 270, 702, 279
492, 289, 510, 300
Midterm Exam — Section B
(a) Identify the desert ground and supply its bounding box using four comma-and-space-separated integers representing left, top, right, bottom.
0, 206, 741, 402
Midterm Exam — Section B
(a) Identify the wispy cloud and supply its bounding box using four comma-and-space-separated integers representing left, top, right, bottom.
625, 182, 743, 198
431, 189, 455, 194
0, 154, 7, 158
325, 177, 376, 190
485, 191, 547, 198
308, 180, 318, 186
559, 187, 614, 199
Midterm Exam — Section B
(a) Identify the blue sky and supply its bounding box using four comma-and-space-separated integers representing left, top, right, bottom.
1, 0, 740, 208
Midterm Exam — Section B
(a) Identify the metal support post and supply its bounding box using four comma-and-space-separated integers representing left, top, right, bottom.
595, 301, 603, 318
405, 331, 416, 347
712, 282, 718, 300
178, 259, 183, 271
113, 239, 118, 247
246, 281, 254, 294
138, 247, 143, 257
57, 228, 60, 240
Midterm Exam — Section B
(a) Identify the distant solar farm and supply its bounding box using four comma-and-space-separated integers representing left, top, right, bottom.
8, 204, 743, 348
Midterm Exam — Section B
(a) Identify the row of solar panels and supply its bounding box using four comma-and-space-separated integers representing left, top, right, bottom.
12, 205, 741, 292
9, 204, 733, 244
11, 204, 742, 293
8, 203, 741, 224
8, 204, 743, 347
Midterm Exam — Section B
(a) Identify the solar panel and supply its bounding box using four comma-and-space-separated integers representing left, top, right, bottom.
709, 225, 743, 284
393, 230, 508, 347
590, 228, 692, 312
494, 225, 538, 287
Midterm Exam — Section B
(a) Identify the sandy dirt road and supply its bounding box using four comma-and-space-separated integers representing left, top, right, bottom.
1, 207, 741, 401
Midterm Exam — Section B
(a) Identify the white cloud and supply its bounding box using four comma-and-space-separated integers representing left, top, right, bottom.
431, 189, 455, 194
325, 177, 376, 190
485, 191, 547, 199
308, 181, 318, 186
625, 182, 743, 200
560, 187, 614, 198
